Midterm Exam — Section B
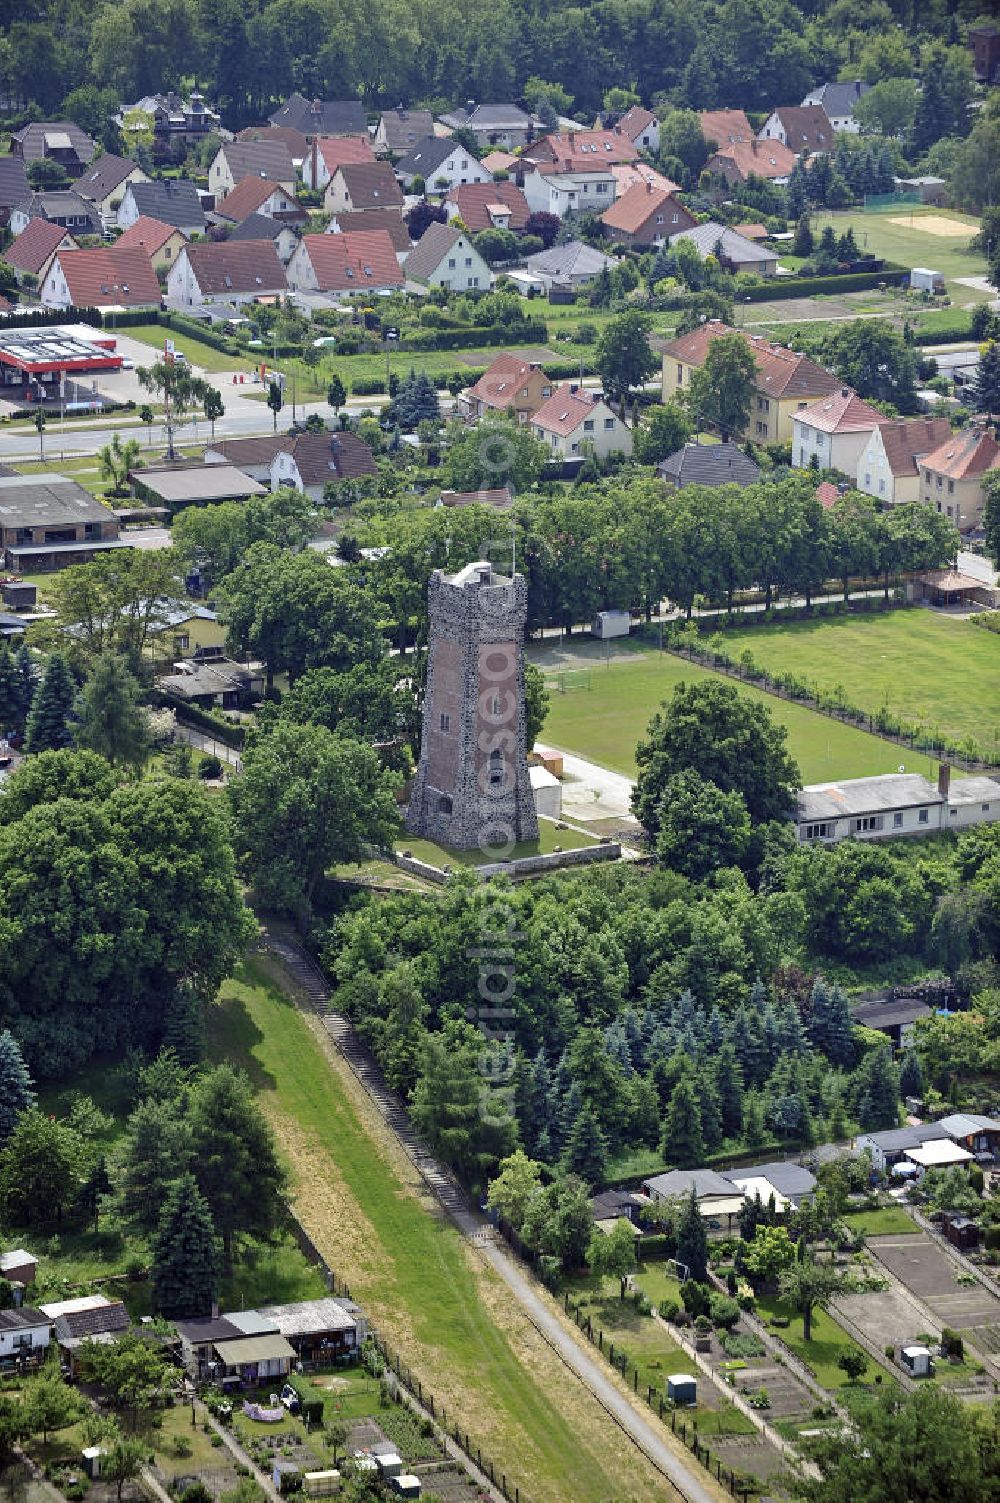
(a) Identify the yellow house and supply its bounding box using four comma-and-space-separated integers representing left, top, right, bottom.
146, 603, 227, 666
661, 319, 840, 444
115, 215, 188, 276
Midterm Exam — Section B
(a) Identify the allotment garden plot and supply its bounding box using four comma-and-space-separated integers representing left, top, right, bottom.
868, 1233, 1000, 1355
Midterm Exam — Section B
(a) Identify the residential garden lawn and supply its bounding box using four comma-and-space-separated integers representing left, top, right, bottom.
533, 640, 915, 782
842, 1205, 916, 1238
633, 1264, 685, 1309
124, 323, 256, 375
571, 1275, 755, 1438
717, 608, 1000, 756
812, 207, 986, 300
209, 958, 668, 1503
149, 1404, 233, 1478
755, 1295, 866, 1390
395, 818, 597, 868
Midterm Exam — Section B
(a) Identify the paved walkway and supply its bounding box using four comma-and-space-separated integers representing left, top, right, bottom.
261, 922, 723, 1503
533, 743, 636, 825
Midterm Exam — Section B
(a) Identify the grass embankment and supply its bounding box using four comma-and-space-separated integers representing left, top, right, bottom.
396, 819, 597, 867
209, 958, 669, 1503
534, 640, 920, 783
718, 610, 1000, 756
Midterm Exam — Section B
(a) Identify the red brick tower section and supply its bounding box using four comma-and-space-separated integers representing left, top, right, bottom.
406, 560, 538, 852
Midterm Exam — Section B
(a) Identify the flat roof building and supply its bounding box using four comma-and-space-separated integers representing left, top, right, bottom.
0, 474, 122, 570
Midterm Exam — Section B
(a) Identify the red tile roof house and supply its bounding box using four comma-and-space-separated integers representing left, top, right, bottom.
215, 176, 308, 227
698, 109, 753, 149
268, 431, 378, 498
616, 106, 661, 154
6, 219, 77, 285
524, 128, 640, 171
304, 134, 375, 192
326, 209, 411, 258
457, 354, 554, 422
612, 161, 680, 196
856, 416, 953, 506
530, 382, 633, 461
791, 387, 886, 475
759, 105, 835, 155
286, 231, 404, 295
323, 162, 405, 216
918, 423, 1000, 532
444, 181, 530, 233
115, 215, 188, 276
166, 241, 288, 307
706, 137, 798, 184
600, 183, 696, 248
39, 246, 162, 310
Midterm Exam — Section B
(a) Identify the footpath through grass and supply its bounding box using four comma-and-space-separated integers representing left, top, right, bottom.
718, 609, 1000, 756
534, 641, 915, 782
210, 958, 667, 1503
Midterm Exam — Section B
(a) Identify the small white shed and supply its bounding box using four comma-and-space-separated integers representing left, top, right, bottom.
900, 1344, 933, 1377
910, 268, 945, 293
592, 609, 631, 640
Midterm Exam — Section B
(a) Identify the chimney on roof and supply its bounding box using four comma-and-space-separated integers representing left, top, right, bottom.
647, 179, 652, 192
841, 387, 850, 398
569, 131, 576, 148
938, 762, 951, 798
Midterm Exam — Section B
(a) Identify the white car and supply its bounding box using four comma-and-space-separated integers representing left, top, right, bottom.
120, 357, 135, 370
312, 336, 338, 348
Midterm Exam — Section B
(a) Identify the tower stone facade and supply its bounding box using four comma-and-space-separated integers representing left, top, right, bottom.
406, 560, 538, 851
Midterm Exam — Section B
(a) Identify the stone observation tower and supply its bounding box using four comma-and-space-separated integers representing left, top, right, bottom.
406, 560, 538, 851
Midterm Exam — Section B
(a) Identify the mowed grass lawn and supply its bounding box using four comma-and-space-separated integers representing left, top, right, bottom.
534, 642, 914, 782
125, 322, 256, 374
812, 207, 985, 298
396, 818, 597, 867
209, 960, 667, 1503
719, 609, 1000, 753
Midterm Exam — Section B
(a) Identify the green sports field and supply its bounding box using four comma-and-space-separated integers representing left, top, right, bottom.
534, 641, 936, 783
718, 609, 1000, 755
812, 206, 986, 299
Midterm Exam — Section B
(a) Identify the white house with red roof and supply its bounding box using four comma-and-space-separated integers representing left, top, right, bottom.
856, 417, 953, 506
166, 241, 288, 306
115, 216, 188, 275
792, 388, 886, 475
40, 246, 161, 310
215, 177, 307, 227
616, 106, 661, 154
530, 382, 632, 461
303, 135, 375, 192
286, 231, 404, 294
6, 219, 77, 284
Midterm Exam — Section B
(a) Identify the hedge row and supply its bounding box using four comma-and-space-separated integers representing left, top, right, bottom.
152, 690, 246, 750
400, 319, 548, 352
913, 320, 974, 346
744, 263, 909, 302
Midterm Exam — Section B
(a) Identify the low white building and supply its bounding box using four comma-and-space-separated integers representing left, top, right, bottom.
796, 767, 1000, 845
0, 1307, 49, 1365
520, 165, 617, 218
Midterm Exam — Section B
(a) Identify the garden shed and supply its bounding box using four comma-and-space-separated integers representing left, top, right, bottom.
667, 1374, 697, 1406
